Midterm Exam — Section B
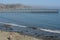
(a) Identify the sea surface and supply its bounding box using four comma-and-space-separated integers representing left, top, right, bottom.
0, 12, 60, 30
0, 12, 60, 36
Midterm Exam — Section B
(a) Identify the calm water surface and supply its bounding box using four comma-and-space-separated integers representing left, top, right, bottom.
0, 13, 60, 30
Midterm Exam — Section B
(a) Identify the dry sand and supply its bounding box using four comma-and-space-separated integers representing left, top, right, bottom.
0, 31, 42, 40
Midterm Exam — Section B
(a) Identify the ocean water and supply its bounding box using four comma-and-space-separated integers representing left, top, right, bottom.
0, 12, 60, 30
0, 12, 60, 37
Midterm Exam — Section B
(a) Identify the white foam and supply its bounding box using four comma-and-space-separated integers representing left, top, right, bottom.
0, 22, 27, 27
39, 28, 60, 34
0, 22, 60, 34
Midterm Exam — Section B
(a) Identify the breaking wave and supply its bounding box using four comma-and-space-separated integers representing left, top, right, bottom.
0, 22, 60, 34
0, 22, 27, 27
39, 28, 60, 34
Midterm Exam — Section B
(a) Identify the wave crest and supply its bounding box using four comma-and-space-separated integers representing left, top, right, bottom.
39, 28, 60, 34
0, 22, 27, 27
0, 22, 60, 34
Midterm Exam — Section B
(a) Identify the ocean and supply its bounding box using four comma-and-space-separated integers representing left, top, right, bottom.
0, 12, 60, 29
0, 12, 60, 36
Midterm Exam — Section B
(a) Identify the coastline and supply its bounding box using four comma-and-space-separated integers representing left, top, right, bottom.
0, 22, 60, 40
0, 30, 60, 40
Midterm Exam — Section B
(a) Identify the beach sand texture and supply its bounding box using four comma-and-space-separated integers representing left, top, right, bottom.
0, 31, 42, 40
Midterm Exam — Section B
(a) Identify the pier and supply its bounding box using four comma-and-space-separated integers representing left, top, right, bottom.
0, 9, 59, 13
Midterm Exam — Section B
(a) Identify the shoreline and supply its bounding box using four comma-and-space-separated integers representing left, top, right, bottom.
0, 30, 40, 40
0, 22, 60, 40
0, 30, 60, 40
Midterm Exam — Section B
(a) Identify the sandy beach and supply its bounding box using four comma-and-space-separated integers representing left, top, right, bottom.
0, 30, 60, 40
0, 30, 42, 40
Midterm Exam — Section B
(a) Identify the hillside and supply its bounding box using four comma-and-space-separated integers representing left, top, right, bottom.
0, 4, 31, 10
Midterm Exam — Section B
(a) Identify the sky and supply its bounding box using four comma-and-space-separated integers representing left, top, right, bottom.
0, 0, 60, 7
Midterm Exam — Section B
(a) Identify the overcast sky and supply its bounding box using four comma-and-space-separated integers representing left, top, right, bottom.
0, 0, 60, 7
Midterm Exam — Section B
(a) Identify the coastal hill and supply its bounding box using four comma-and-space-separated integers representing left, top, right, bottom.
0, 4, 58, 13
0, 4, 31, 10
0, 4, 59, 10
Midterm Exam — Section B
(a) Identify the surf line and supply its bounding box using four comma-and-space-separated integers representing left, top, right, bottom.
0, 22, 27, 27
39, 28, 60, 34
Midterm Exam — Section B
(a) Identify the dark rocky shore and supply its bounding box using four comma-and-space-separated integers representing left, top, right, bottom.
0, 23, 60, 40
